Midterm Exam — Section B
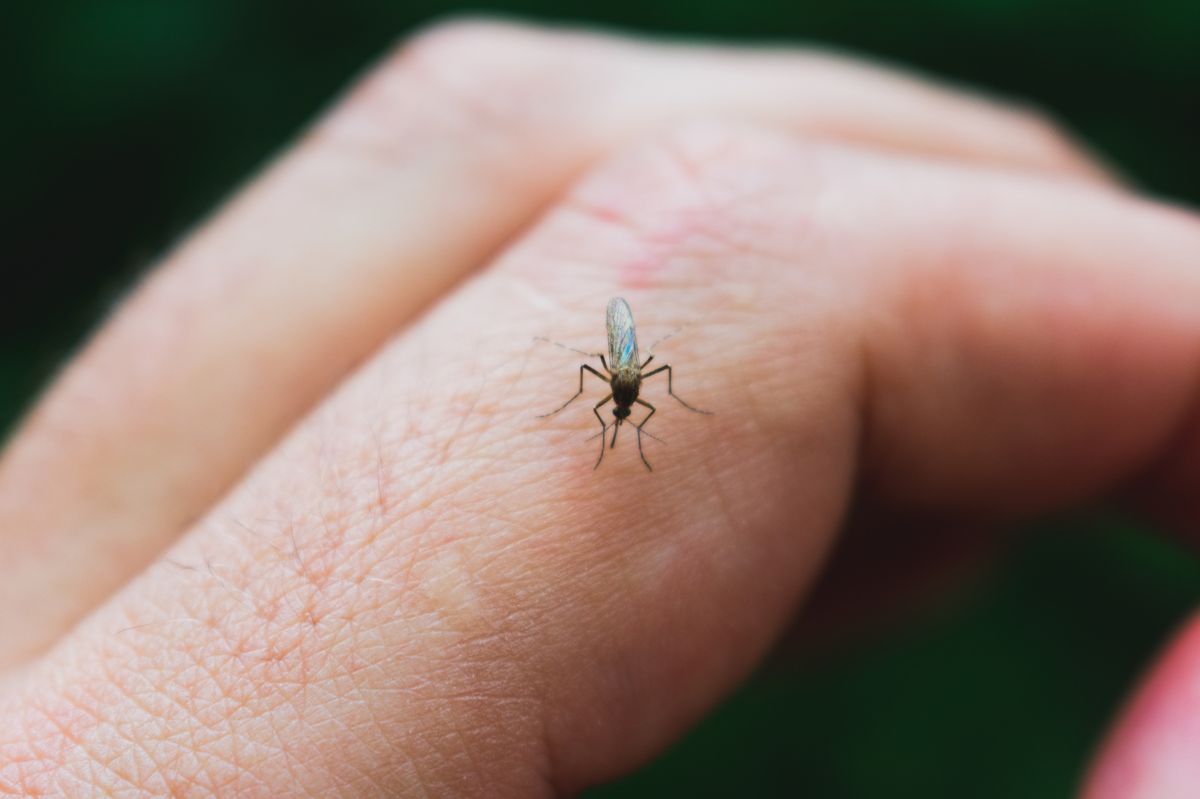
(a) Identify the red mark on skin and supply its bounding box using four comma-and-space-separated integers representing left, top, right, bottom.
620, 252, 667, 290
585, 202, 625, 225
1084, 613, 1200, 798
579, 187, 721, 290
618, 216, 710, 290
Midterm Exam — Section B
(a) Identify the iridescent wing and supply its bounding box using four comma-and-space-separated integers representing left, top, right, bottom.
606, 297, 639, 369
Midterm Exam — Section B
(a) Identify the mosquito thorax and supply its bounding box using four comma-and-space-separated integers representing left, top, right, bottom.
610, 367, 641, 407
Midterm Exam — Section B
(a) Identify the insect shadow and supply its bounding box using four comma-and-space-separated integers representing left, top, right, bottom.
537, 297, 711, 471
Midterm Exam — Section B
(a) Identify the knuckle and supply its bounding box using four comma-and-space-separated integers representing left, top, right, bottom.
400, 16, 538, 64
1004, 104, 1094, 165
1017, 110, 1067, 147
395, 16, 529, 89
322, 17, 578, 156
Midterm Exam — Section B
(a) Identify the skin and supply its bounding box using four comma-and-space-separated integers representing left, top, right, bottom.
1, 19, 1198, 797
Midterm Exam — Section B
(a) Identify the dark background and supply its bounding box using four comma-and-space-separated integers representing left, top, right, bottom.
5, 2, 1200, 796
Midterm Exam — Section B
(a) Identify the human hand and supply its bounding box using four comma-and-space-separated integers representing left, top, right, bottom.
1, 21, 1196, 796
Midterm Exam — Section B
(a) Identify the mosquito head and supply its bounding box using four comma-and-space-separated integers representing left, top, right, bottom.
612, 405, 631, 422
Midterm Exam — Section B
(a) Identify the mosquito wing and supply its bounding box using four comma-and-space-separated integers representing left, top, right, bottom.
606, 297, 639, 369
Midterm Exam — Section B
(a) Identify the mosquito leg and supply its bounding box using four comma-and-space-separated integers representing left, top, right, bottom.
639, 354, 654, 370
593, 393, 613, 469
640, 364, 712, 414
633, 398, 657, 471
537, 363, 609, 418
533, 337, 603, 360
599, 354, 610, 375
585, 425, 663, 444
644, 325, 684, 355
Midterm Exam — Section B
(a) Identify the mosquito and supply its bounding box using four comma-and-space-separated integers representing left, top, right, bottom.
538, 297, 711, 471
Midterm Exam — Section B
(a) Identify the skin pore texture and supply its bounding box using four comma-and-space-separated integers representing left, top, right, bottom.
2, 20, 1199, 798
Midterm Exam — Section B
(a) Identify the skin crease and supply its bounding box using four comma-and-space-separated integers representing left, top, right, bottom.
2, 20, 1200, 799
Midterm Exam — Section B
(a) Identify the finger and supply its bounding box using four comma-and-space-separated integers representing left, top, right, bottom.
4, 124, 1196, 795
0, 20, 1122, 669
1084, 615, 1200, 799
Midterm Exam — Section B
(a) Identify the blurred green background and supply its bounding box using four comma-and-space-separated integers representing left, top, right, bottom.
5, 1, 1199, 796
